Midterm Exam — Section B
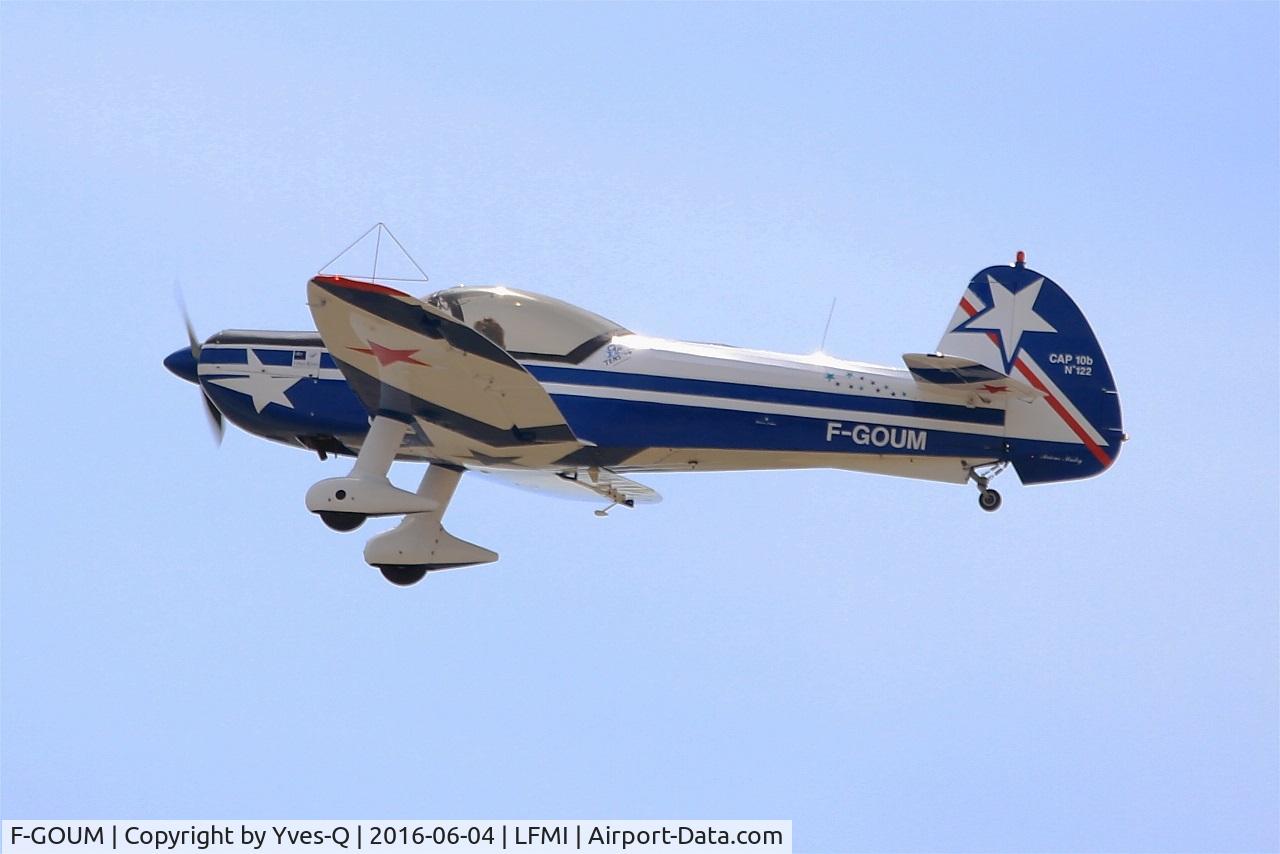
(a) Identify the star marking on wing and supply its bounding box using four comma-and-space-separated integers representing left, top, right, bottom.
207, 351, 298, 412
349, 340, 430, 367
952, 275, 1058, 372
980, 384, 1010, 394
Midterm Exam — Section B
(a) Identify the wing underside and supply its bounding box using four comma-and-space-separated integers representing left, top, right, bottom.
474, 466, 662, 506
308, 275, 583, 467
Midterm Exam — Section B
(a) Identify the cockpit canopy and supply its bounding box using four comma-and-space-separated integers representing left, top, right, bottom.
424, 285, 628, 363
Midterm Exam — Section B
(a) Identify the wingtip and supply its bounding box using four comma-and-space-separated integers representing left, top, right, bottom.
311, 274, 412, 298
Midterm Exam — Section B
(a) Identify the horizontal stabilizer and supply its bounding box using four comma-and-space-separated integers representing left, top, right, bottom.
903, 352, 1042, 402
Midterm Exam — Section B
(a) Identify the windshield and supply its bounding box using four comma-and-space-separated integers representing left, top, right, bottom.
425, 286, 628, 363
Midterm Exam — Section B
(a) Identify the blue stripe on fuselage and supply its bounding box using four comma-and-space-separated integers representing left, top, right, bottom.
199, 347, 1003, 462
204, 346, 336, 369
525, 365, 1002, 426
201, 346, 248, 364
253, 348, 293, 366
550, 394, 1001, 457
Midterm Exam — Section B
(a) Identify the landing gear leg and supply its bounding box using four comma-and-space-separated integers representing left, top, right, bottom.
364, 465, 498, 585
305, 416, 437, 524
967, 461, 1008, 513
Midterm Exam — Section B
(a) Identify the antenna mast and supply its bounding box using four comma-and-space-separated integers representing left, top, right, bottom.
819, 298, 837, 352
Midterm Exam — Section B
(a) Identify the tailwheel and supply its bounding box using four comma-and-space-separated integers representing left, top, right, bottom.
967, 461, 1008, 512
319, 511, 365, 532
377, 564, 429, 586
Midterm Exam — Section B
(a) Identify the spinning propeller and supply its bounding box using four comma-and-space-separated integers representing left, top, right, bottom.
166, 292, 225, 444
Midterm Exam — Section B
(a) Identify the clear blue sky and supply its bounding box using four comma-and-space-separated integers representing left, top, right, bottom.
3, 3, 1277, 851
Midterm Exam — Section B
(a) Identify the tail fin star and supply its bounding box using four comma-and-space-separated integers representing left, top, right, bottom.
951, 275, 1057, 373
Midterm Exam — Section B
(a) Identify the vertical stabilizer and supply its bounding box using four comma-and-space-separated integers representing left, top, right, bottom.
937, 256, 1124, 484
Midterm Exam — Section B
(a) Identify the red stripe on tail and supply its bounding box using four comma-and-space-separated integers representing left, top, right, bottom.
958, 295, 1111, 468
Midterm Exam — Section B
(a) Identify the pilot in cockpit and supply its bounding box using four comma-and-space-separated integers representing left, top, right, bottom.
473, 317, 506, 348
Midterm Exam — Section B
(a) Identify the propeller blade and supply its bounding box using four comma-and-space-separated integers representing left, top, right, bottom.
173, 284, 222, 445
185, 314, 202, 359
176, 285, 202, 358
203, 392, 225, 445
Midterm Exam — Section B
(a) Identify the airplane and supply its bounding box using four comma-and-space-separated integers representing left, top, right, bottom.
164, 250, 1124, 586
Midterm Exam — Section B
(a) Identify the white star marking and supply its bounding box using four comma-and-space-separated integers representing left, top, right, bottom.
207, 349, 298, 413
954, 274, 1058, 371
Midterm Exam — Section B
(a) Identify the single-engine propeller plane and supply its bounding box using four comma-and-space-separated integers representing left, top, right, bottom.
165, 249, 1124, 586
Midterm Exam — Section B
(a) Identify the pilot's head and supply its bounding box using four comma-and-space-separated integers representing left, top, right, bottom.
474, 317, 506, 348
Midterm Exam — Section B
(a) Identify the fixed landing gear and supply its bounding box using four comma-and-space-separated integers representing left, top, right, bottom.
967, 461, 1008, 512
377, 564, 429, 586
319, 511, 366, 532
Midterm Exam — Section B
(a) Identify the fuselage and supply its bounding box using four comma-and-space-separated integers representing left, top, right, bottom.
166, 328, 1007, 485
